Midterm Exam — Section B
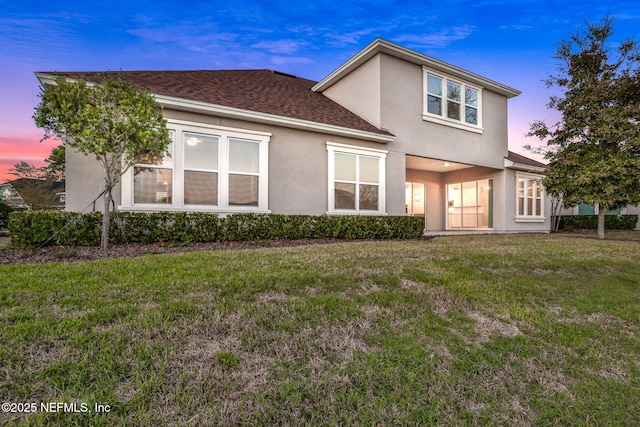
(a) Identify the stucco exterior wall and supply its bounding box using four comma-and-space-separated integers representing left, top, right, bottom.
65, 108, 395, 216
405, 169, 444, 230
322, 54, 382, 129
503, 169, 551, 232
65, 147, 119, 213
377, 54, 509, 169
385, 149, 407, 216
321, 53, 512, 168
404, 166, 551, 233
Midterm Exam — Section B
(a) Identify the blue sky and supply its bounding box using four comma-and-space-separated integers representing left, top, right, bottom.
1, 0, 639, 182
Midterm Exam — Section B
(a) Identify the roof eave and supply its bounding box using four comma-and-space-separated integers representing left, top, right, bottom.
504, 158, 546, 173
36, 71, 102, 88
312, 38, 521, 98
156, 95, 396, 144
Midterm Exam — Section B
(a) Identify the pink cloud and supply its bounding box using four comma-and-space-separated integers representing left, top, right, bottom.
0, 131, 61, 184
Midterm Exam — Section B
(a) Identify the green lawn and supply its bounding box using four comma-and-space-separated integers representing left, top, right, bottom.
1, 234, 639, 425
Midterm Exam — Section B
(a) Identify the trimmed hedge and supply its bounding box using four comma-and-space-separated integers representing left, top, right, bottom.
557, 214, 639, 231
8, 210, 102, 247
8, 210, 426, 247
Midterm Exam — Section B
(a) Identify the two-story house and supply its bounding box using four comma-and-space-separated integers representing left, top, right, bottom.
37, 38, 549, 233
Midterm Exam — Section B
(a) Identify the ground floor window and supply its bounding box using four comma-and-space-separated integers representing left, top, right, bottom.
121, 120, 270, 212
516, 173, 544, 221
447, 179, 493, 229
327, 142, 387, 214
133, 130, 175, 204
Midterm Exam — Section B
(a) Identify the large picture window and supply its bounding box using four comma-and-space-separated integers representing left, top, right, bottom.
424, 68, 481, 131
327, 142, 387, 214
184, 133, 219, 206
229, 138, 260, 206
516, 173, 544, 221
122, 121, 270, 212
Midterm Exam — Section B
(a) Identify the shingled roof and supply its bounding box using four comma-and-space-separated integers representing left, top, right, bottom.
506, 151, 547, 168
39, 70, 392, 137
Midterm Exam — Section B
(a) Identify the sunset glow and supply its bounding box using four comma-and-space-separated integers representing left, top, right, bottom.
2, 1, 639, 184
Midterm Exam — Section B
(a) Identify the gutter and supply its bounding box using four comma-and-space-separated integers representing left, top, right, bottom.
504, 158, 546, 174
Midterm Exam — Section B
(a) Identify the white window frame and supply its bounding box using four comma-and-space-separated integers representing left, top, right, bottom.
121, 119, 270, 213
129, 130, 176, 205
327, 142, 387, 215
445, 179, 493, 230
423, 67, 483, 134
183, 132, 220, 207
515, 172, 545, 222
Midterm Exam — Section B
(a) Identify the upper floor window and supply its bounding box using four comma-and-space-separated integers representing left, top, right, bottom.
424, 68, 482, 132
516, 173, 544, 222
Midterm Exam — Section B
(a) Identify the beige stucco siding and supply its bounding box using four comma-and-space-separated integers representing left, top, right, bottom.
404, 166, 551, 233
376, 54, 509, 169
65, 108, 393, 216
322, 54, 382, 128
385, 149, 406, 216
405, 169, 444, 230
65, 147, 118, 213
322, 53, 512, 169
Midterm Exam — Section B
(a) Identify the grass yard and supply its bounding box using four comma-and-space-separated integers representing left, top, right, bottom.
1, 234, 639, 425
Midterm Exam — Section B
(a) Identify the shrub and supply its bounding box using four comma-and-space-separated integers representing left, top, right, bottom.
557, 214, 638, 230
0, 202, 14, 230
8, 210, 101, 247
8, 211, 425, 247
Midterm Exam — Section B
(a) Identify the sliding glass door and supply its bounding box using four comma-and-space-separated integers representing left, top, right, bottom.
447, 179, 492, 229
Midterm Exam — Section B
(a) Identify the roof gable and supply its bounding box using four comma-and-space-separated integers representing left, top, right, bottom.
313, 38, 521, 98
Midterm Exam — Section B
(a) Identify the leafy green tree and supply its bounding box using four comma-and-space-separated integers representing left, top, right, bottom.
33, 75, 171, 249
45, 145, 65, 181
527, 16, 640, 239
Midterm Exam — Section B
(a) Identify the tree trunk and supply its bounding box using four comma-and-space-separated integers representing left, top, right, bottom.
551, 196, 563, 232
597, 207, 605, 240
101, 186, 112, 250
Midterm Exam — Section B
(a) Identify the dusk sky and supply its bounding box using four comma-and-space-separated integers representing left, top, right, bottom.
1, 0, 639, 184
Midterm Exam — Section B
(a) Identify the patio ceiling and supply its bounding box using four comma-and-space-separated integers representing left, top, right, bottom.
406, 155, 475, 173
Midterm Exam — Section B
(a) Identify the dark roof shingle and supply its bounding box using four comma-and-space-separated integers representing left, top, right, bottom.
506, 151, 546, 168
41, 70, 391, 136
